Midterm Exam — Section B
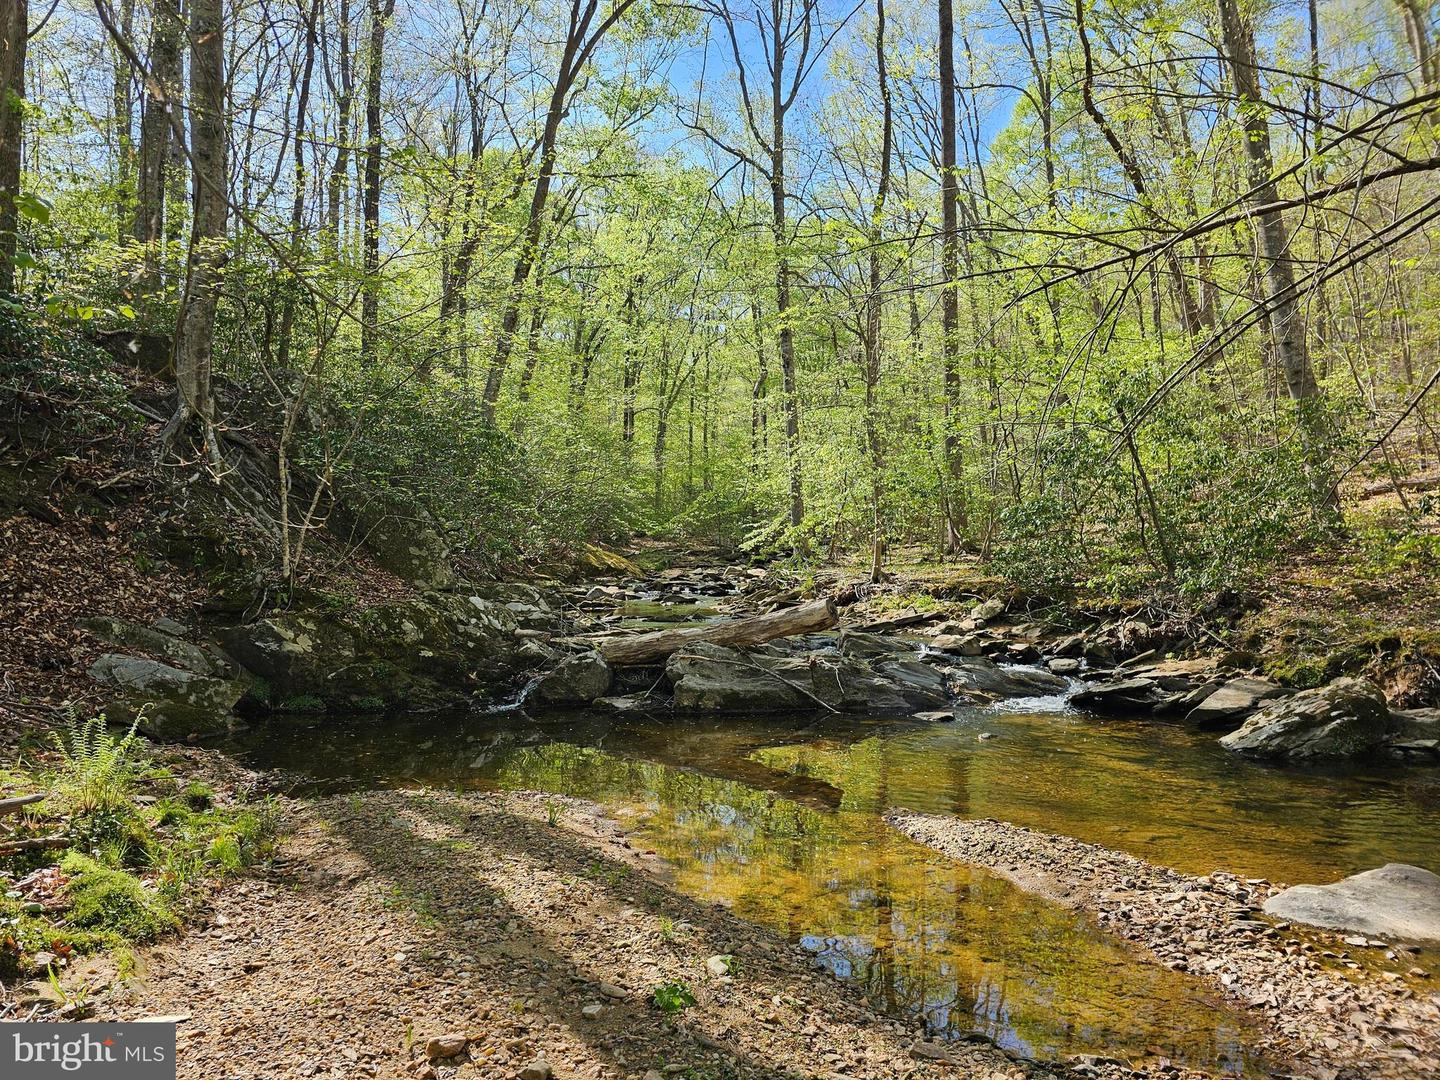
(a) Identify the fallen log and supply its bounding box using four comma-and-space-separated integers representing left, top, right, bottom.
0, 794, 46, 816
0, 835, 70, 856
591, 597, 838, 666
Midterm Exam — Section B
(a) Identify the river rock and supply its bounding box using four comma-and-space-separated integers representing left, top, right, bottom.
86, 654, 246, 740
1070, 677, 1164, 714
1186, 676, 1289, 728
1047, 657, 1080, 675
534, 650, 612, 704
928, 633, 983, 656
424, 1034, 468, 1062
1264, 863, 1440, 942
837, 630, 915, 659
1219, 677, 1391, 761
667, 642, 951, 713
940, 656, 1067, 699
1391, 707, 1440, 740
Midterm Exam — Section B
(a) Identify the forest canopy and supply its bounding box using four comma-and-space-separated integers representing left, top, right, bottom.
1, 0, 1437, 594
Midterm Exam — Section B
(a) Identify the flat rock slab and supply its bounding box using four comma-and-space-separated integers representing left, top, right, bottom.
1264, 863, 1440, 942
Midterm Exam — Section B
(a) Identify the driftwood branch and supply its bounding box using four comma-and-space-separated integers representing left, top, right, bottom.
0, 835, 70, 856
589, 598, 838, 666
0, 794, 46, 816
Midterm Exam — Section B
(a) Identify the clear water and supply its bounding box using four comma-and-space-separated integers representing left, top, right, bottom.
228, 704, 1440, 1074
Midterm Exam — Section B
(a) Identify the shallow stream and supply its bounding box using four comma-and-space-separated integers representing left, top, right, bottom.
228, 696, 1440, 1074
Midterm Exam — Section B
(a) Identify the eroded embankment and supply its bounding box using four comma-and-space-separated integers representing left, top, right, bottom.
887, 812, 1440, 1079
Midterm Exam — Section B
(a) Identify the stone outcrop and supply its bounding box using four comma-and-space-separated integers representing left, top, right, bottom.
1219, 677, 1391, 761
86, 654, 246, 741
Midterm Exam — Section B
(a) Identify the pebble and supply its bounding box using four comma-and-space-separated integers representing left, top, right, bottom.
517, 1060, 552, 1080
424, 1034, 468, 1062
581, 1003, 603, 1019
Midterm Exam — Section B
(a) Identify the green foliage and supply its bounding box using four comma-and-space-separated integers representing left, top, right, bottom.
0, 306, 137, 430
651, 980, 697, 1016
59, 853, 177, 944
51, 713, 139, 805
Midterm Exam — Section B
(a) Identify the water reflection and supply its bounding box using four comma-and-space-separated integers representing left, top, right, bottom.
234, 713, 1268, 1071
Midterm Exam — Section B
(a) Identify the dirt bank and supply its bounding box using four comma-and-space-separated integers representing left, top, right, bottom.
888, 812, 1440, 1080
88, 791, 1119, 1080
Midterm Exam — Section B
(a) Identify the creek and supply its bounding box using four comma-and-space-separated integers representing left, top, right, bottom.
226, 684, 1440, 1075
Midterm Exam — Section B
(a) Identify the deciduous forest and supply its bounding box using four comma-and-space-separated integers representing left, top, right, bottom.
1, 2, 1439, 1078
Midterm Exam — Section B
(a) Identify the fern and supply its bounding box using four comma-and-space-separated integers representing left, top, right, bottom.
51, 711, 143, 814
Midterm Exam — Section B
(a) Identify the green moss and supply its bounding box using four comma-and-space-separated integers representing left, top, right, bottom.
276, 694, 325, 713
59, 853, 177, 943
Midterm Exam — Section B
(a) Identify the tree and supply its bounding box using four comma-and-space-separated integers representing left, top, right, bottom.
133, 0, 183, 294
0, 0, 26, 295
163, 0, 226, 452
359, 0, 396, 365
479, 0, 639, 421
938, 0, 963, 548
1215, 0, 1331, 502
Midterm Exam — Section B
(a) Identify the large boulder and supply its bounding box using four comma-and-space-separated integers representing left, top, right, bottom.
667, 643, 811, 712
220, 593, 522, 712
1263, 863, 1440, 943
79, 615, 218, 676
533, 650, 612, 705
666, 643, 951, 714
940, 657, 1067, 700
1185, 676, 1289, 729
1070, 677, 1166, 714
87, 654, 246, 741
1219, 677, 1391, 762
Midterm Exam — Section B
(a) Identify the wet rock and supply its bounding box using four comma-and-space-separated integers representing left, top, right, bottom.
1186, 677, 1289, 729
837, 630, 915, 659
1264, 864, 1440, 942
1070, 677, 1164, 714
935, 657, 1067, 700
590, 694, 652, 714
424, 1034, 468, 1062
667, 643, 951, 713
1219, 677, 1391, 761
1391, 708, 1440, 741
1047, 658, 1080, 675
929, 633, 984, 656
534, 650, 612, 705
86, 654, 246, 740
667, 643, 809, 712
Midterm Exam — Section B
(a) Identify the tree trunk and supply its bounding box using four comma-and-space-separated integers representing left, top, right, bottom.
591, 597, 837, 666
163, 0, 226, 452
325, 0, 353, 249
111, 0, 135, 241
939, 0, 965, 548
276, 0, 321, 371
134, 0, 182, 294
359, 0, 395, 365
0, 0, 26, 296
1216, 0, 1332, 503
770, 15, 804, 533
863, 0, 893, 582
